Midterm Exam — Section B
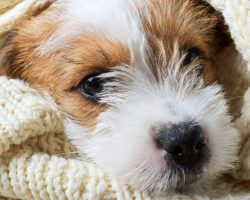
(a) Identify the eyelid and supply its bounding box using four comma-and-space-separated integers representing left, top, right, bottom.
76, 74, 103, 102
70, 70, 109, 91
186, 47, 205, 58
185, 47, 201, 55
75, 70, 115, 102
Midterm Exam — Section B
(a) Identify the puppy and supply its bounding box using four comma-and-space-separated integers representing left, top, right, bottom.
0, 0, 239, 192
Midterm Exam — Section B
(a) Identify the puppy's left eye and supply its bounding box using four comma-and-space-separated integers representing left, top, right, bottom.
77, 73, 106, 101
182, 47, 200, 66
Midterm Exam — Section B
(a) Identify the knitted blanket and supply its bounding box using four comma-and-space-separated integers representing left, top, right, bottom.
0, 0, 250, 199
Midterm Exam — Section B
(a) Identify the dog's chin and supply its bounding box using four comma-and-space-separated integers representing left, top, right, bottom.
117, 153, 209, 194
120, 163, 205, 193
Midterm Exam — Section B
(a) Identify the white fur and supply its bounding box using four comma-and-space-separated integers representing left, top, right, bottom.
47, 0, 239, 192
65, 53, 239, 191
38, 0, 146, 57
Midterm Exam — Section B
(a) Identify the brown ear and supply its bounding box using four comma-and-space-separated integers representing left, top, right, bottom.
214, 14, 232, 52
0, 18, 47, 80
0, 32, 18, 76
197, 0, 232, 51
0, 6, 60, 85
0, 25, 41, 79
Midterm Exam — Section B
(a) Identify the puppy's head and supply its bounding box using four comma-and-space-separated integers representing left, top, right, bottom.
1, 0, 239, 192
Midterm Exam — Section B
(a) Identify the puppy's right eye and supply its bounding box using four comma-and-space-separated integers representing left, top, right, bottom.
77, 73, 106, 101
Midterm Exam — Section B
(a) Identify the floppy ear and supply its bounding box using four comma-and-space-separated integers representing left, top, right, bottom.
212, 10, 232, 51
0, 6, 60, 86
0, 32, 18, 76
0, 18, 46, 80
0, 25, 42, 80
197, 0, 232, 51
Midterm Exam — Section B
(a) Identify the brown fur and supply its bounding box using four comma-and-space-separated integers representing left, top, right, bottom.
0, 0, 228, 129
141, 0, 224, 83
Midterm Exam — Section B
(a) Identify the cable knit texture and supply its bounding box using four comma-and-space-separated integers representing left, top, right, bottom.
0, 0, 250, 199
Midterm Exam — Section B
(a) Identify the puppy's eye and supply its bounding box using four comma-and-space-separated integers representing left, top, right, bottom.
77, 73, 105, 101
182, 47, 200, 66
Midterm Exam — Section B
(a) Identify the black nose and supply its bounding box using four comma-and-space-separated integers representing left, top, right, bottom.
156, 123, 209, 169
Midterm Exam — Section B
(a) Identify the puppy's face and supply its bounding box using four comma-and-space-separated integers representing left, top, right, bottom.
1, 0, 239, 192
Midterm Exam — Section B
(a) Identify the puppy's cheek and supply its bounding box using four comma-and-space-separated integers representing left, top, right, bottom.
201, 118, 240, 178
64, 119, 88, 148
64, 102, 172, 191
191, 89, 240, 177
84, 126, 169, 190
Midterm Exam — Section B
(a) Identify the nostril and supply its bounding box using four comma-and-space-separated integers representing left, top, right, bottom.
155, 122, 209, 169
167, 145, 184, 156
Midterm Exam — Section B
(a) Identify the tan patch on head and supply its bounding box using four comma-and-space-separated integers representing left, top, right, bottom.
1, 6, 130, 129
48, 35, 130, 128
142, 0, 220, 83
1, 0, 227, 128
0, 6, 60, 80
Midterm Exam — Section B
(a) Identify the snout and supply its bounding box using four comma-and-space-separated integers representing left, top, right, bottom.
155, 122, 210, 170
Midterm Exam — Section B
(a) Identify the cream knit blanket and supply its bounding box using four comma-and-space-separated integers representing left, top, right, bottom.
0, 0, 250, 199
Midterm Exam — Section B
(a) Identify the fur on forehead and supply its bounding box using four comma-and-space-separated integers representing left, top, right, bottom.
39, 0, 219, 57
39, 0, 144, 54
143, 0, 219, 53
